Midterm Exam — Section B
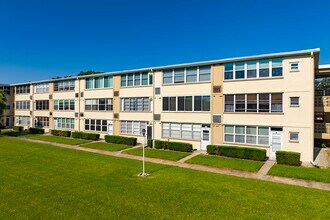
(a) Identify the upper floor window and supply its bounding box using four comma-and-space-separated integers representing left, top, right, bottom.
224, 93, 282, 113
85, 76, 113, 89
163, 95, 210, 112
85, 98, 113, 111
0, 86, 11, 95
54, 100, 75, 111
35, 100, 49, 110
289, 132, 299, 142
224, 58, 282, 80
290, 97, 299, 106
54, 80, 75, 92
163, 66, 211, 85
16, 101, 30, 110
16, 85, 30, 94
35, 83, 49, 93
290, 62, 299, 71
121, 97, 150, 111
120, 72, 151, 87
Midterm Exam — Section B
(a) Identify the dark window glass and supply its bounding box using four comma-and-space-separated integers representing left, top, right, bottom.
247, 94, 257, 112
259, 94, 270, 112
170, 97, 176, 111
194, 96, 202, 111
163, 97, 169, 111
202, 96, 210, 111
185, 96, 192, 111
235, 95, 245, 112
178, 96, 185, 111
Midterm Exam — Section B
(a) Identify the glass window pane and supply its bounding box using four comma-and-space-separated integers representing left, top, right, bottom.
186, 67, 197, 82
247, 94, 257, 112
235, 62, 245, 79
235, 94, 246, 112
134, 73, 141, 86
178, 96, 184, 111
185, 96, 192, 111
170, 97, 176, 111
121, 75, 127, 87
202, 96, 210, 111
142, 72, 148, 85
225, 95, 234, 112
225, 125, 234, 133
174, 69, 184, 83
271, 93, 282, 112
163, 97, 169, 111
127, 74, 133, 86
163, 70, 173, 84
259, 94, 270, 112
194, 96, 202, 111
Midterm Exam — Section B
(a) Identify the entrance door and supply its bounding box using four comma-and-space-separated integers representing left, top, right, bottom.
107, 121, 113, 135
201, 126, 210, 150
146, 125, 152, 140
54, 119, 58, 129
270, 131, 283, 159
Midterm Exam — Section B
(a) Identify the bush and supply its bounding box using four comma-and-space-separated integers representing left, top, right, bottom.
207, 145, 266, 161
51, 129, 71, 137
154, 140, 167, 149
29, 127, 45, 134
167, 141, 193, 152
51, 129, 60, 136
13, 126, 23, 132
71, 131, 99, 141
276, 151, 301, 166
104, 135, 137, 146
147, 139, 153, 148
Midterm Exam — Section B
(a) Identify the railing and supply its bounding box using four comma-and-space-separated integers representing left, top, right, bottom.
315, 123, 330, 134
315, 96, 330, 107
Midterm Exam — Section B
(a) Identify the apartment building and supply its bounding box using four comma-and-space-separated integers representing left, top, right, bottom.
3, 48, 327, 163
0, 84, 13, 128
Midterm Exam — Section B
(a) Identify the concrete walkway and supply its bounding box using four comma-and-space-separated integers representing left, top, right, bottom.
257, 160, 276, 176
7, 136, 330, 191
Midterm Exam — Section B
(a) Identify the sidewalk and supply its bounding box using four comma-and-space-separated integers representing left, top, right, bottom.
8, 136, 330, 191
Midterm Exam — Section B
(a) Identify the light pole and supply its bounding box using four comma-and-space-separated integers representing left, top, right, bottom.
138, 128, 149, 177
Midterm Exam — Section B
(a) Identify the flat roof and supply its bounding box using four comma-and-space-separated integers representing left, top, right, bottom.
9, 48, 320, 86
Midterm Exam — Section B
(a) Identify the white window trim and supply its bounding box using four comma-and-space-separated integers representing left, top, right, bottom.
290, 62, 300, 71
223, 125, 270, 146
289, 132, 299, 142
290, 97, 300, 107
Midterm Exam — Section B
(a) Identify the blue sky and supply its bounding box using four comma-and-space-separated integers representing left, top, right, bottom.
1, 0, 330, 84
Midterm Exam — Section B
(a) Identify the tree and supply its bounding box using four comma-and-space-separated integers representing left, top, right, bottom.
315, 78, 330, 90
77, 70, 104, 76
0, 90, 6, 127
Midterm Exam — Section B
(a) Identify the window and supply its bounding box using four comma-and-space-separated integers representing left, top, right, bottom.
54, 99, 75, 111
16, 101, 30, 110
120, 121, 146, 135
16, 85, 30, 94
271, 94, 283, 112
290, 62, 299, 71
35, 83, 49, 93
0, 86, 10, 95
290, 97, 300, 106
163, 96, 210, 112
224, 64, 234, 80
289, 132, 299, 142
120, 72, 150, 87
224, 95, 234, 112
35, 100, 49, 110
224, 125, 269, 146
85, 119, 108, 132
16, 116, 30, 125
235, 95, 245, 112
55, 118, 75, 129
35, 117, 49, 127
85, 98, 113, 111
54, 80, 75, 92
224, 59, 283, 80
247, 94, 257, 112
85, 76, 113, 89
163, 66, 211, 84
121, 97, 150, 111
258, 94, 270, 112
162, 122, 203, 140
272, 58, 283, 77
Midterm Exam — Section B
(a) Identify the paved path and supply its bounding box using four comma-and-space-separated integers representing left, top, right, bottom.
6, 136, 330, 191
257, 160, 276, 176
177, 152, 200, 163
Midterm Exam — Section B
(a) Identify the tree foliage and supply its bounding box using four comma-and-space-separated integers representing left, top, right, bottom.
77, 70, 104, 76
315, 78, 330, 90
0, 90, 7, 125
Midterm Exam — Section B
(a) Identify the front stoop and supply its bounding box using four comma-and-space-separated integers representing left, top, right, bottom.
314, 148, 329, 168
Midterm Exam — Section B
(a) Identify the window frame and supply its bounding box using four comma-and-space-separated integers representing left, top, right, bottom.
290, 97, 300, 107
224, 125, 270, 146
289, 132, 299, 142
290, 62, 300, 71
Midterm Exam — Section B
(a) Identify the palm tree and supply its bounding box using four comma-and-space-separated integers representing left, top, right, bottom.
0, 90, 6, 127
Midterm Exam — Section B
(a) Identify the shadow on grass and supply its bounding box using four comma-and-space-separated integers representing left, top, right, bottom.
147, 165, 173, 175
0, 131, 30, 137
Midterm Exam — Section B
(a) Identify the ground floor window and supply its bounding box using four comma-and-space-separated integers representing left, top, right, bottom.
16, 116, 30, 125
54, 118, 74, 129
35, 117, 49, 127
85, 119, 108, 132
162, 122, 202, 140
224, 125, 269, 146
120, 121, 147, 135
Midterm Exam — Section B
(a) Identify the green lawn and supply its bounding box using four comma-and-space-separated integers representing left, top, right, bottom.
1, 136, 330, 219
268, 164, 330, 183
186, 155, 264, 173
80, 142, 132, 151
124, 147, 191, 161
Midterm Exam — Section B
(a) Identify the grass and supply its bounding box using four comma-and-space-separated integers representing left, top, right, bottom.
1, 136, 330, 219
186, 154, 264, 173
268, 164, 330, 183
80, 142, 132, 151
0, 130, 91, 145
123, 147, 191, 161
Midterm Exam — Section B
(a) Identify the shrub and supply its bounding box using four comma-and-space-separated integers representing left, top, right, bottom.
147, 139, 153, 148
154, 140, 167, 149
61, 130, 71, 137
51, 129, 60, 136
29, 127, 45, 134
71, 131, 99, 141
104, 135, 137, 146
206, 145, 266, 161
13, 126, 23, 132
276, 151, 301, 166
167, 141, 193, 152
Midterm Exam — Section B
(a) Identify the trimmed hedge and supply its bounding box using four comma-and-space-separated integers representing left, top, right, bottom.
147, 139, 153, 148
51, 130, 71, 137
29, 127, 45, 134
207, 145, 266, 161
104, 135, 137, 146
153, 140, 193, 152
72, 131, 100, 141
276, 151, 301, 166
13, 126, 23, 132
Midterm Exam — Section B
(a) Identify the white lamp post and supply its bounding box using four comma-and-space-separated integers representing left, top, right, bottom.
138, 128, 149, 177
